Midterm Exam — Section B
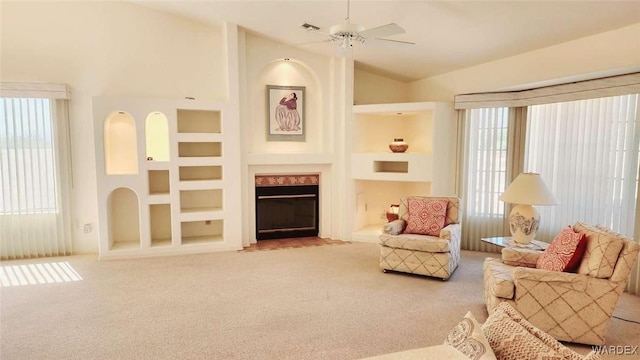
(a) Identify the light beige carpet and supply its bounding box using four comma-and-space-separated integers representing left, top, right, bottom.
1, 243, 638, 359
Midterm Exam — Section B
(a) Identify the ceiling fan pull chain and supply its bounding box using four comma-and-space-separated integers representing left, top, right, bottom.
345, 0, 350, 22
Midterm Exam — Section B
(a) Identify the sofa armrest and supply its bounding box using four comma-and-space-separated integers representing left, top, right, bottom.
502, 247, 542, 268
440, 223, 461, 241
514, 267, 617, 295
383, 220, 406, 235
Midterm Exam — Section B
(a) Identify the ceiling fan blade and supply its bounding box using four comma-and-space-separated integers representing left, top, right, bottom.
366, 37, 415, 46
358, 23, 405, 39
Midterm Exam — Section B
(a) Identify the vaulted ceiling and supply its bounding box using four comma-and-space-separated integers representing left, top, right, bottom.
135, 1, 640, 82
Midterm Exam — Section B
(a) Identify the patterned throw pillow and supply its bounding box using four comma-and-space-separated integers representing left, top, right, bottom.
403, 199, 448, 236
574, 222, 625, 278
445, 311, 497, 360
482, 302, 600, 360
536, 226, 586, 272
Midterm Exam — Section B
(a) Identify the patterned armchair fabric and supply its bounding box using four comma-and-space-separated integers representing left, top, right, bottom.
379, 196, 461, 280
483, 223, 640, 345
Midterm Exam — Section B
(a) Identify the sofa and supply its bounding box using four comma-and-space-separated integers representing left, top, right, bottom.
379, 196, 461, 280
361, 302, 601, 360
483, 222, 640, 345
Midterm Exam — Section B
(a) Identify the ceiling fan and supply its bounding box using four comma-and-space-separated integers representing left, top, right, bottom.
296, 0, 414, 55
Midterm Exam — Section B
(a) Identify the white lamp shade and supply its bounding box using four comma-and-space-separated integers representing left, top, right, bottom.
499, 173, 558, 206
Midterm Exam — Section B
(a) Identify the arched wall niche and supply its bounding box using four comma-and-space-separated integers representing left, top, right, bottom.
252, 58, 324, 154
145, 111, 170, 162
107, 187, 141, 249
104, 111, 139, 174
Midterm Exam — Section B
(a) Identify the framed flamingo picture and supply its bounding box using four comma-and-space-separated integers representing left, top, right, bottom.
266, 85, 305, 141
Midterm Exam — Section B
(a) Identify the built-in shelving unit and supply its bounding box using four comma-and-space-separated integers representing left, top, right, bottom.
349, 102, 457, 243
93, 97, 240, 259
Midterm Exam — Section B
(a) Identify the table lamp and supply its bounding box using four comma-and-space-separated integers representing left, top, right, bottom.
499, 172, 558, 245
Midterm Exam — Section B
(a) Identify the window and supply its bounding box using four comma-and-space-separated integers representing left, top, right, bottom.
1, 98, 58, 214
0, 83, 72, 260
464, 107, 510, 217
460, 107, 512, 249
526, 94, 640, 240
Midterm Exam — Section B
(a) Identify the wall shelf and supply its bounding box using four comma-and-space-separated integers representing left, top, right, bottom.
177, 109, 221, 134
93, 97, 240, 259
148, 170, 170, 195
181, 219, 223, 244
178, 142, 222, 158
349, 102, 457, 242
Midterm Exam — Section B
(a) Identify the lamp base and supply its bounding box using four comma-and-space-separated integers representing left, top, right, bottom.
508, 204, 540, 245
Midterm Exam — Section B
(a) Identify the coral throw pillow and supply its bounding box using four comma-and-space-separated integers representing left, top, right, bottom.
536, 226, 587, 272
403, 199, 448, 236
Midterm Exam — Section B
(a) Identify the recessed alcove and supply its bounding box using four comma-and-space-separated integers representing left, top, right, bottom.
181, 219, 223, 244
145, 112, 170, 161
353, 180, 431, 242
374, 161, 409, 173
180, 189, 222, 212
252, 58, 323, 154
179, 166, 222, 181
148, 170, 170, 195
177, 110, 221, 133
108, 187, 141, 249
150, 204, 172, 247
104, 112, 139, 175
178, 142, 222, 157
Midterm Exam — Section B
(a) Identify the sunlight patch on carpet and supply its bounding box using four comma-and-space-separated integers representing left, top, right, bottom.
0, 262, 83, 286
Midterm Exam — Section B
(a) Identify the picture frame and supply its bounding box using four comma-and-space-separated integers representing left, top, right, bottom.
266, 85, 305, 141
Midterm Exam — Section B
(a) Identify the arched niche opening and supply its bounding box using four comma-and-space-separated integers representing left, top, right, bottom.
104, 111, 138, 174
254, 58, 323, 153
108, 187, 141, 250
145, 111, 170, 162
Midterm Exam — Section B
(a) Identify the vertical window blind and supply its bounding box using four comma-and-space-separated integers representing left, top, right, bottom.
460, 107, 510, 250
526, 94, 640, 241
0, 96, 72, 259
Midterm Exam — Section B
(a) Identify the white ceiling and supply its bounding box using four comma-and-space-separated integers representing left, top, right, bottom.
135, 0, 640, 82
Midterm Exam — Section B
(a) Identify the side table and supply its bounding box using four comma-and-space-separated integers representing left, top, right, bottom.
481, 236, 548, 251
481, 236, 548, 268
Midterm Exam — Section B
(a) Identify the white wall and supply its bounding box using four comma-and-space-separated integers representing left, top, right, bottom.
409, 23, 640, 101
240, 32, 350, 244
1, 1, 226, 253
354, 68, 410, 105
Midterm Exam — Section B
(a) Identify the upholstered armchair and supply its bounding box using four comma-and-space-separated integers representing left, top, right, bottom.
483, 222, 640, 345
379, 196, 461, 280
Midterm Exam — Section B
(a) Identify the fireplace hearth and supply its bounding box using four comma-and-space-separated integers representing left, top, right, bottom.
255, 175, 319, 240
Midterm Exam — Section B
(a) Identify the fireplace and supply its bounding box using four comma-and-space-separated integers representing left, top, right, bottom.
255, 174, 319, 240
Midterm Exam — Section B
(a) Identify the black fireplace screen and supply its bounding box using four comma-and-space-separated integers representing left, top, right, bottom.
255, 185, 319, 240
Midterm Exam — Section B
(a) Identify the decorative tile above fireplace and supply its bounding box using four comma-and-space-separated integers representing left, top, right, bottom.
255, 174, 319, 187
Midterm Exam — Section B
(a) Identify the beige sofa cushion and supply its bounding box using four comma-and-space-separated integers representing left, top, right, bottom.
483, 258, 516, 299
380, 234, 451, 253
482, 302, 601, 360
574, 222, 624, 278
501, 247, 541, 268
445, 311, 497, 360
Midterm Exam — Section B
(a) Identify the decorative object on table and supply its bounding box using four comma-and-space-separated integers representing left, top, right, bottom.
385, 204, 400, 222
389, 138, 408, 153
499, 172, 558, 245
266, 85, 305, 142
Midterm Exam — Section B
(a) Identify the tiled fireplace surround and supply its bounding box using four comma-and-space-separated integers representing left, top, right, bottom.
246, 164, 335, 246
254, 174, 320, 240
